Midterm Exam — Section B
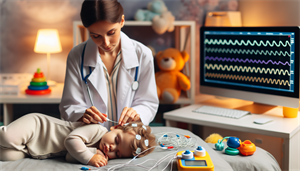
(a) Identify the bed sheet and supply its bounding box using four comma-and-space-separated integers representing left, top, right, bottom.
206, 143, 281, 171
0, 126, 233, 171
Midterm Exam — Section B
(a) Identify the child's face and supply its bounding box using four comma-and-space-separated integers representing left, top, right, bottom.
99, 128, 135, 159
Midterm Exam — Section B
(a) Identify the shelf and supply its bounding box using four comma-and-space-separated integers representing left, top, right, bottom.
73, 20, 196, 105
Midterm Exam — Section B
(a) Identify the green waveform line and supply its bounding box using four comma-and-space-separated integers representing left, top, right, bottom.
205, 48, 290, 56
205, 73, 290, 86
205, 39, 291, 47
205, 64, 290, 76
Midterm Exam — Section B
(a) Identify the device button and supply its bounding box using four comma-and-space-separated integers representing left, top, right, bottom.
182, 150, 193, 159
194, 146, 206, 157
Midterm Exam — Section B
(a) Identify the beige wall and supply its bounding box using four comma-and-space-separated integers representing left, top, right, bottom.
239, 0, 300, 26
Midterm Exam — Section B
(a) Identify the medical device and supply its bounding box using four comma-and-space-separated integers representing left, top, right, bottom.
200, 26, 299, 109
94, 132, 198, 171
80, 43, 139, 123
176, 146, 214, 171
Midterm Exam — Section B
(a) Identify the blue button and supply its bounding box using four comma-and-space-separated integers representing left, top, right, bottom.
197, 146, 202, 150
184, 150, 191, 154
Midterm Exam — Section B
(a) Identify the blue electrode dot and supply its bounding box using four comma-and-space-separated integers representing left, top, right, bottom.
176, 134, 180, 137
163, 134, 168, 137
81, 167, 90, 170
184, 150, 191, 154
197, 146, 202, 150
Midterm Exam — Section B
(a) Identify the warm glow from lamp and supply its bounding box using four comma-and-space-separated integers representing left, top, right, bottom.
34, 29, 62, 86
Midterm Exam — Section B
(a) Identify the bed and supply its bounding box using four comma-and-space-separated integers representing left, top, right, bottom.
0, 126, 280, 171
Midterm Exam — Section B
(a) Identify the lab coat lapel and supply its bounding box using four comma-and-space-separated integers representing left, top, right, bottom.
85, 38, 107, 107
117, 32, 139, 115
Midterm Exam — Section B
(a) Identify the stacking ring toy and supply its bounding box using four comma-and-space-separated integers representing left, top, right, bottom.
30, 81, 47, 86
28, 85, 49, 90
32, 77, 46, 82
25, 89, 51, 95
25, 68, 51, 95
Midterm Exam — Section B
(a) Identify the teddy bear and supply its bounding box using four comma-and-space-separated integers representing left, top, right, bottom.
155, 48, 191, 103
134, 0, 175, 35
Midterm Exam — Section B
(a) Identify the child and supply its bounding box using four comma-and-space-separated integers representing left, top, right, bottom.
0, 113, 156, 167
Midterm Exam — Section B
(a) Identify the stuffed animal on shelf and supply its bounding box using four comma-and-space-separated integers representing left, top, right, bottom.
134, 0, 175, 35
155, 48, 190, 103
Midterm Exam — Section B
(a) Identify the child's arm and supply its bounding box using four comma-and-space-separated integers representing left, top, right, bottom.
65, 147, 98, 163
64, 124, 108, 166
88, 149, 108, 167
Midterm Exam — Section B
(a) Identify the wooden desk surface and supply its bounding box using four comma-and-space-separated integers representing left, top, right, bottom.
0, 83, 64, 103
164, 99, 300, 139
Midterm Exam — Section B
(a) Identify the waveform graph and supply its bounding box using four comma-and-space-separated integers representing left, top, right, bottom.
202, 31, 295, 92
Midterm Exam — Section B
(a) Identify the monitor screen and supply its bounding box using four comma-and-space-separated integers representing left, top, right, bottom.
200, 27, 299, 108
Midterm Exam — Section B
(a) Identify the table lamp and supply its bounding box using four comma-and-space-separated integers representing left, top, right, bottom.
34, 29, 62, 86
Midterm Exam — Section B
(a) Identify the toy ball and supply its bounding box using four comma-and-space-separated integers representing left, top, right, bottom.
227, 137, 241, 148
238, 140, 256, 156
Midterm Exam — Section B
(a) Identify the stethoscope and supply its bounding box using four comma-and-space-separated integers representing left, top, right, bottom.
80, 43, 139, 124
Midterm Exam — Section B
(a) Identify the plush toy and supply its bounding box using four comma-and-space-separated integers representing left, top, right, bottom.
205, 133, 224, 144
155, 48, 190, 103
134, 0, 175, 35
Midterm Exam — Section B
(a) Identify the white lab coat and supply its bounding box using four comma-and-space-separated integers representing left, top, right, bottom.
59, 32, 159, 129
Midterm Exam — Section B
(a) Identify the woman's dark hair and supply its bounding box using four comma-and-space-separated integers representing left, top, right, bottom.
80, 0, 124, 28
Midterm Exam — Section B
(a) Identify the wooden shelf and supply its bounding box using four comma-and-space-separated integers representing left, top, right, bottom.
73, 20, 196, 105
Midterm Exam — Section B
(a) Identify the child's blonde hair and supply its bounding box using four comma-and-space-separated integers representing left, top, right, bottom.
116, 121, 156, 157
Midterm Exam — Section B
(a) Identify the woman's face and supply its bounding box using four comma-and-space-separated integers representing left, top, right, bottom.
99, 128, 135, 159
87, 15, 125, 54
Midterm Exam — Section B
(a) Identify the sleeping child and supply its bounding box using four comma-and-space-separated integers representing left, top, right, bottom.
0, 113, 156, 167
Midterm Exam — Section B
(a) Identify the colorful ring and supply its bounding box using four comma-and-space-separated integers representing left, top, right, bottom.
32, 77, 46, 82
28, 85, 49, 90
30, 81, 47, 86
25, 89, 51, 95
34, 72, 45, 78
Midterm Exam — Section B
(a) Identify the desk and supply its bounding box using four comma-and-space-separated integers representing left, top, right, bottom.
0, 83, 64, 125
163, 99, 300, 171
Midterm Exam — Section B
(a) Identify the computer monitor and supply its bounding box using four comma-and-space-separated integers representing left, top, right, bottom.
200, 26, 299, 108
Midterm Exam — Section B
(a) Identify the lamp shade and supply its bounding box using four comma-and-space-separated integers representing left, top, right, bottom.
34, 29, 62, 53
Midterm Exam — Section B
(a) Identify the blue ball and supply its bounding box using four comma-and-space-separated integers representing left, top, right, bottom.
227, 137, 240, 148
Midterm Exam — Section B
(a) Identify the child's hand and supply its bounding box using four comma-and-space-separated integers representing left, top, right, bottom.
88, 153, 108, 167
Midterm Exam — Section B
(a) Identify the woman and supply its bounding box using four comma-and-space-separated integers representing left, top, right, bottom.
59, 0, 159, 129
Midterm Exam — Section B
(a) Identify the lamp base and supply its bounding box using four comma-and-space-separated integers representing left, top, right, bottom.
47, 80, 57, 87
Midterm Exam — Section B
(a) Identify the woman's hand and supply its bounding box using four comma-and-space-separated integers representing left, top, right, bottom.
88, 153, 108, 167
82, 106, 107, 124
118, 107, 141, 125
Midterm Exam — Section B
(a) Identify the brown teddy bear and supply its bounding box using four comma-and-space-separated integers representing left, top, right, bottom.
155, 48, 191, 103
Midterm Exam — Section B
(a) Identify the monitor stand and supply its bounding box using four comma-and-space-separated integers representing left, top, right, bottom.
234, 102, 277, 114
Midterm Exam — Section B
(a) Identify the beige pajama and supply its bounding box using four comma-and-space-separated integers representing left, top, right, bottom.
0, 113, 108, 164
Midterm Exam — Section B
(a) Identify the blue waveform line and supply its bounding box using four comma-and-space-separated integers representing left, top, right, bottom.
205, 64, 291, 76
205, 56, 290, 66
205, 39, 291, 47
205, 48, 290, 57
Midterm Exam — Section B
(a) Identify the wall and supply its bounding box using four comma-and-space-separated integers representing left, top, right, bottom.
239, 0, 300, 26
0, 0, 237, 84
0, 0, 237, 121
